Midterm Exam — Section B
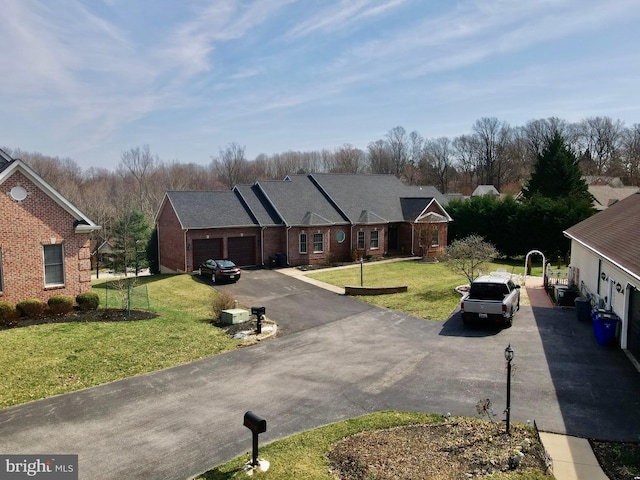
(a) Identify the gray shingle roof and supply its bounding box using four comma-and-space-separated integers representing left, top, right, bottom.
310, 173, 448, 223
165, 191, 258, 229
234, 184, 283, 226
256, 176, 349, 226
564, 193, 640, 279
0, 148, 12, 173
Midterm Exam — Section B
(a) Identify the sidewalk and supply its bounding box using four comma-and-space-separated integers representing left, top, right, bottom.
525, 277, 609, 480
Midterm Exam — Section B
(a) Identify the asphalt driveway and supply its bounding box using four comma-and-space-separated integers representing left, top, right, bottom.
0, 270, 638, 479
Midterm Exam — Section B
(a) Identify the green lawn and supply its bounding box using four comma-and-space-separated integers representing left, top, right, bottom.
307, 259, 540, 321
0, 274, 240, 409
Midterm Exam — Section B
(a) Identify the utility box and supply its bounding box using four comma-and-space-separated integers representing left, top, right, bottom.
220, 308, 249, 325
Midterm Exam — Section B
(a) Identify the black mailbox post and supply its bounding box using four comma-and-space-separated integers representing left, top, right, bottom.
251, 306, 265, 334
243, 411, 267, 466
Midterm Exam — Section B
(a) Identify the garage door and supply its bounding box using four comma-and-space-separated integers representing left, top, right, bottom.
228, 236, 256, 266
192, 239, 223, 268
627, 287, 640, 361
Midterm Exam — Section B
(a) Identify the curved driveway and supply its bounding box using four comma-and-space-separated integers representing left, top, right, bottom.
0, 269, 639, 479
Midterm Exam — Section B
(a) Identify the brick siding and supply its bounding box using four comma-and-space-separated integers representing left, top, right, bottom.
0, 172, 92, 305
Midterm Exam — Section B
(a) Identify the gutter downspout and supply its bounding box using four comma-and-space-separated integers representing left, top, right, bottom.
286, 226, 291, 265
184, 229, 189, 273
261, 226, 266, 266
410, 224, 415, 255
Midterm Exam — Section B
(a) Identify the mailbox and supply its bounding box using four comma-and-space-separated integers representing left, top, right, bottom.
250, 307, 265, 334
244, 411, 267, 434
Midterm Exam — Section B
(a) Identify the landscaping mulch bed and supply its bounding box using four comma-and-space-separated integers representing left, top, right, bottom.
1, 308, 157, 329
328, 418, 551, 479
591, 440, 640, 480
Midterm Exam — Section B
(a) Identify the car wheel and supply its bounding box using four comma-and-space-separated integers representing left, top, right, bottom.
504, 314, 513, 328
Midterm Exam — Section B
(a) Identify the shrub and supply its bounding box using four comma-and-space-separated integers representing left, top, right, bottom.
0, 302, 18, 327
16, 299, 44, 318
212, 291, 236, 320
47, 295, 74, 315
76, 292, 100, 311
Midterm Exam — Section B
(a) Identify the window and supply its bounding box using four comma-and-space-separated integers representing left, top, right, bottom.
357, 231, 365, 250
313, 233, 324, 253
44, 244, 64, 286
299, 233, 308, 254
431, 227, 440, 247
0, 249, 3, 293
370, 230, 379, 249
336, 230, 345, 243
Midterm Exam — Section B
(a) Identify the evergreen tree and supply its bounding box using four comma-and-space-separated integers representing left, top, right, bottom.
522, 132, 590, 200
112, 210, 151, 275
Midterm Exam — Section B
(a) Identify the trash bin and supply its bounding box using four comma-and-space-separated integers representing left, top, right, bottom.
275, 253, 287, 267
268, 256, 277, 268
574, 297, 591, 322
592, 310, 620, 346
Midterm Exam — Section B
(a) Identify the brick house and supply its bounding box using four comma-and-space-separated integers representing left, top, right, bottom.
0, 149, 100, 305
156, 174, 451, 272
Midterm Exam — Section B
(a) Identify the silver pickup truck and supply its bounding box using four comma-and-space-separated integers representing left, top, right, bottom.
460, 275, 521, 328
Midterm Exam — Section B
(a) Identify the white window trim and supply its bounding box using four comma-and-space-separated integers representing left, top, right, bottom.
313, 233, 324, 253
370, 230, 379, 250
44, 244, 65, 287
299, 233, 308, 254
431, 227, 440, 247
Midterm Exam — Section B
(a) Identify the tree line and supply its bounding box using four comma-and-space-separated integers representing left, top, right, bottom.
4, 115, 638, 250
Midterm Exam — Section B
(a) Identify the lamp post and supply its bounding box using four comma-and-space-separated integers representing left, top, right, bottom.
504, 344, 514, 434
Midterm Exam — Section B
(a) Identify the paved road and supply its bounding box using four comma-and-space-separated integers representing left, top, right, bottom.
0, 270, 639, 479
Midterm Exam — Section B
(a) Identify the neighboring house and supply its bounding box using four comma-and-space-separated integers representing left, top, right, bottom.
564, 193, 640, 361
470, 185, 500, 198
90, 237, 116, 272
588, 184, 639, 211
0, 149, 100, 305
155, 174, 452, 272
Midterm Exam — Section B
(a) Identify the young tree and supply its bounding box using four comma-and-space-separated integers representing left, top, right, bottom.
446, 235, 499, 283
112, 210, 151, 275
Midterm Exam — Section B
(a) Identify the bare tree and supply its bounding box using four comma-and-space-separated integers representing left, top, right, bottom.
118, 145, 157, 216
575, 116, 625, 176
452, 134, 480, 194
368, 139, 393, 174
332, 144, 366, 173
472, 117, 512, 190
621, 124, 640, 185
423, 137, 453, 193
386, 126, 409, 177
212, 142, 247, 189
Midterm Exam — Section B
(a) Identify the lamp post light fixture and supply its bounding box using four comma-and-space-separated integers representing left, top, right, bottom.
504, 344, 514, 434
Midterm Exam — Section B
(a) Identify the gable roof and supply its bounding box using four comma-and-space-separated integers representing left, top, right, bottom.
564, 192, 640, 281
255, 175, 349, 226
162, 191, 259, 229
233, 184, 282, 226
471, 185, 500, 197
0, 155, 99, 232
310, 173, 449, 224
588, 184, 639, 210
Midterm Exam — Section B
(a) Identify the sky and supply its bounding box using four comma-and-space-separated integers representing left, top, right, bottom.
2, 0, 640, 171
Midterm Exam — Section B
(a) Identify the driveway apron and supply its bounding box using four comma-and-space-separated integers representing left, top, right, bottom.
0, 270, 638, 479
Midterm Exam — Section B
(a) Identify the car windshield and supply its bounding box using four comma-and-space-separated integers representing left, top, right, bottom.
469, 283, 509, 300
216, 260, 236, 268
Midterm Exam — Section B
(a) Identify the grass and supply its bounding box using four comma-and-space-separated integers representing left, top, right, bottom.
195, 411, 551, 479
307, 259, 543, 320
196, 412, 442, 479
0, 274, 241, 408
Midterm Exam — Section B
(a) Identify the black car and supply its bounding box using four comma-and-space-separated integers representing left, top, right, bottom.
199, 259, 241, 283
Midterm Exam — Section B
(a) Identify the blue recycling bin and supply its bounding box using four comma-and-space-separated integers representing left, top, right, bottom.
592, 310, 619, 346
